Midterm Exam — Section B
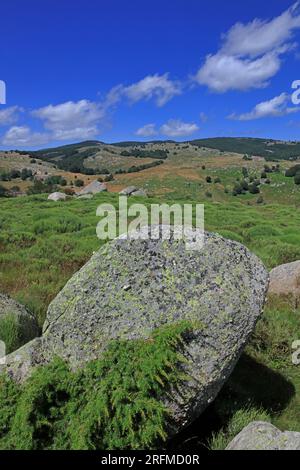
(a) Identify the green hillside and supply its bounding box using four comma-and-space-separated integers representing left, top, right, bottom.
190, 137, 300, 161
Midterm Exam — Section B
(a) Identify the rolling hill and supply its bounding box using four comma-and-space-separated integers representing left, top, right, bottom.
19, 137, 300, 174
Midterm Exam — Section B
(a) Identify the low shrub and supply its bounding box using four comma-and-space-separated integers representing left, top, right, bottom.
0, 321, 193, 450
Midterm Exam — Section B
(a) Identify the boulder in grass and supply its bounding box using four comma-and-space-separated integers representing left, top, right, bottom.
269, 260, 300, 305
2, 226, 269, 436
47, 192, 67, 201
226, 422, 300, 450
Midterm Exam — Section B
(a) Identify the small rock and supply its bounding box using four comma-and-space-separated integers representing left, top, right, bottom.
226, 422, 300, 450
119, 186, 138, 196
48, 192, 67, 201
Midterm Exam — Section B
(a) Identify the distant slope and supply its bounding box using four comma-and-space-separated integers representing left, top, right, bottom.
190, 137, 300, 161
25, 141, 168, 174
14, 137, 300, 175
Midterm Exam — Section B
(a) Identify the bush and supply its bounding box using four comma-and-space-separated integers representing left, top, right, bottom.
0, 185, 7, 197
294, 173, 300, 185
74, 179, 84, 187
232, 183, 243, 196
249, 183, 260, 194
206, 176, 212, 183
285, 165, 300, 177
256, 196, 264, 205
241, 180, 249, 191
103, 174, 114, 182
242, 167, 248, 178
0, 322, 193, 450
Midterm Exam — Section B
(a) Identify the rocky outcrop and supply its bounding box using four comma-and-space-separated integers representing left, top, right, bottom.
76, 181, 107, 196
119, 186, 138, 196
269, 260, 300, 305
226, 422, 300, 450
47, 192, 67, 201
0, 293, 39, 355
1, 227, 268, 434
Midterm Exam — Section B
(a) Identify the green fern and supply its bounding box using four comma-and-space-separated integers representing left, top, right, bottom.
0, 321, 194, 450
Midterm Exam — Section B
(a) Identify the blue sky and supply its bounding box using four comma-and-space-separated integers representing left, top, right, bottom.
1, 0, 300, 148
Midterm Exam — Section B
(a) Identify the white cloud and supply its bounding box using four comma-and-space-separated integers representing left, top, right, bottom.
160, 119, 199, 137
135, 123, 157, 137
229, 93, 299, 120
197, 52, 281, 93
196, 2, 300, 92
1, 126, 49, 147
32, 99, 104, 141
106, 73, 182, 107
0, 106, 23, 126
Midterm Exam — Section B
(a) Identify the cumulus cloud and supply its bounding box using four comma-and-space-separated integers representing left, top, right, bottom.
106, 73, 182, 107
32, 99, 104, 141
135, 123, 157, 137
1, 126, 49, 147
160, 119, 199, 137
135, 119, 199, 138
229, 93, 299, 120
0, 106, 23, 126
196, 2, 300, 92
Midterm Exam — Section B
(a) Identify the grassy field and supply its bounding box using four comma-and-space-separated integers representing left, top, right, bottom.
1, 142, 300, 448
0, 192, 299, 448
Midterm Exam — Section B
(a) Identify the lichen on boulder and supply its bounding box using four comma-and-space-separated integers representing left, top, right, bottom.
1, 226, 269, 434
226, 421, 300, 450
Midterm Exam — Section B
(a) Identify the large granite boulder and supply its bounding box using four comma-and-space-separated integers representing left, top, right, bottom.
76, 181, 107, 196
269, 261, 300, 305
1, 227, 268, 433
0, 293, 39, 355
226, 422, 300, 450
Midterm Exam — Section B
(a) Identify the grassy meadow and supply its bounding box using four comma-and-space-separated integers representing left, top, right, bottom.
1, 144, 300, 448
0, 190, 299, 448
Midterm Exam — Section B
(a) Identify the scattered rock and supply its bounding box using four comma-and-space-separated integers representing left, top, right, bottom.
47, 192, 67, 201
269, 260, 300, 305
0, 293, 39, 354
76, 181, 107, 196
131, 189, 148, 197
1, 226, 268, 436
226, 422, 300, 450
119, 186, 138, 196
